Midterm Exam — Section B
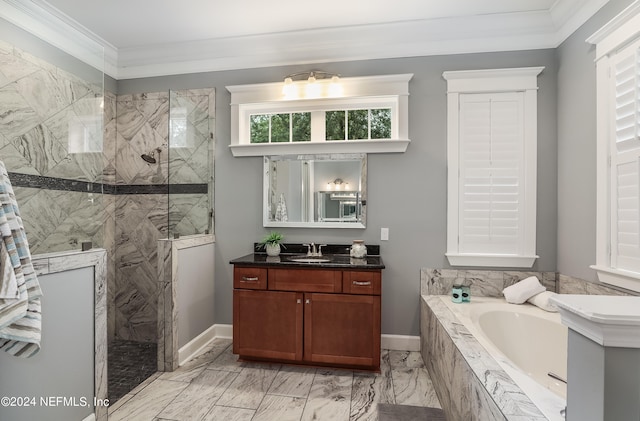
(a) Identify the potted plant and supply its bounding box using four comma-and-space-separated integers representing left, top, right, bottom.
259, 231, 285, 257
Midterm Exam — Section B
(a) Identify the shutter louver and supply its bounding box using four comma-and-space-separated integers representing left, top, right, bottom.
458, 93, 524, 255
615, 50, 640, 152
613, 46, 640, 273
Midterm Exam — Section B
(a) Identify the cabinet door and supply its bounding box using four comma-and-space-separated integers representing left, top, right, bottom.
233, 290, 303, 361
304, 293, 381, 368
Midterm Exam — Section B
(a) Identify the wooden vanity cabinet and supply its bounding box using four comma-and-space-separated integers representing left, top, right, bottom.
232, 265, 382, 370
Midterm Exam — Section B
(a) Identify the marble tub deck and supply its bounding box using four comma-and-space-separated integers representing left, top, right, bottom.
108, 338, 441, 421
421, 295, 550, 421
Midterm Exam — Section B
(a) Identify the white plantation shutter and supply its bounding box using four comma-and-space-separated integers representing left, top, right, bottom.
444, 67, 541, 267
611, 42, 640, 273
459, 93, 524, 254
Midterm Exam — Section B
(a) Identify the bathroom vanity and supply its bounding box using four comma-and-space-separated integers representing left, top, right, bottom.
230, 244, 384, 371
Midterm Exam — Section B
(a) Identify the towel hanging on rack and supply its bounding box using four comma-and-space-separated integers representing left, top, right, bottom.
0, 160, 42, 358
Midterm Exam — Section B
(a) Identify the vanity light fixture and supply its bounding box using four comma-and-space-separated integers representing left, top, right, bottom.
282, 71, 341, 99
326, 178, 349, 191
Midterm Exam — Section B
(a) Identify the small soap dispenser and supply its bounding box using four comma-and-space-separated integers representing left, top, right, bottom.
350, 240, 367, 259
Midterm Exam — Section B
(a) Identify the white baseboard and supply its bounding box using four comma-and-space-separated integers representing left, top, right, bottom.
82, 413, 96, 421
381, 334, 421, 352
213, 323, 233, 340
178, 325, 418, 364
178, 324, 217, 366
178, 324, 233, 366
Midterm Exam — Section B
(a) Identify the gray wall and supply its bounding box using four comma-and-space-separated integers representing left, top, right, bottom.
177, 242, 216, 348
556, 0, 635, 281
119, 48, 558, 336
0, 268, 94, 421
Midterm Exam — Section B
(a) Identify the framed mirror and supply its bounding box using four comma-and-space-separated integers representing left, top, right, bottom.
264, 154, 367, 228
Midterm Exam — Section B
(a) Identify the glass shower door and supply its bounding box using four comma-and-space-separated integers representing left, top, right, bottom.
167, 89, 215, 237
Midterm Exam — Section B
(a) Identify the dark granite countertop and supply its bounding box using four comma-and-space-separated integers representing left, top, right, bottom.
230, 243, 385, 269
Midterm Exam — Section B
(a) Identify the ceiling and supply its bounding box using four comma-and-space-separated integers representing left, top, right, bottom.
44, 0, 560, 49
7, 0, 611, 79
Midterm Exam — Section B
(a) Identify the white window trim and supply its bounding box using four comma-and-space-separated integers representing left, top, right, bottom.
227, 74, 412, 157
444, 67, 543, 268
588, 0, 640, 292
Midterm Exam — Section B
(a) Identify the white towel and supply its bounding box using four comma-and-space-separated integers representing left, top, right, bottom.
502, 276, 546, 304
527, 291, 559, 312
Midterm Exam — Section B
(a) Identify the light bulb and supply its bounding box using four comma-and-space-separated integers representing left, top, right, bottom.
305, 77, 320, 98
282, 77, 298, 99
328, 75, 343, 97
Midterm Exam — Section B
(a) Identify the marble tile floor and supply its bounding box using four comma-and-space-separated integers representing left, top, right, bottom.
108, 339, 158, 404
108, 338, 442, 421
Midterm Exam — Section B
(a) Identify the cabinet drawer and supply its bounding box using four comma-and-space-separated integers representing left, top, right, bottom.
268, 268, 342, 293
234, 267, 268, 290
342, 271, 381, 295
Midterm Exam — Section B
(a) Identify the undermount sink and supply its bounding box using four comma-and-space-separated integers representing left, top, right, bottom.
287, 255, 332, 263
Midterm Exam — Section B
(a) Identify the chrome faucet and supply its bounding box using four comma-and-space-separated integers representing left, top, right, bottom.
303, 243, 326, 256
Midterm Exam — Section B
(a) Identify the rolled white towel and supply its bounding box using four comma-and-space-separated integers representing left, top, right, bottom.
502, 276, 546, 304
527, 291, 559, 312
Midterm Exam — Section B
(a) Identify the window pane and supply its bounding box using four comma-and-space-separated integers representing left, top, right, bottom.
348, 109, 369, 140
371, 108, 392, 139
271, 113, 290, 143
250, 114, 269, 143
326, 111, 345, 141
292, 112, 311, 142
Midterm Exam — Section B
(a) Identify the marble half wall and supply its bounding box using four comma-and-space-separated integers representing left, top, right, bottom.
420, 268, 557, 297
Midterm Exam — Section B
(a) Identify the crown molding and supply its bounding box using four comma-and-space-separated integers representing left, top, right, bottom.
0, 0, 118, 77
1, 0, 610, 80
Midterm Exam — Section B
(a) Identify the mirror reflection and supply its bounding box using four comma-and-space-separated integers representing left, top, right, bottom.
264, 154, 367, 228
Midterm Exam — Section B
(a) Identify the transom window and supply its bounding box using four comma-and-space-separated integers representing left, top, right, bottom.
227, 74, 412, 156
249, 108, 392, 144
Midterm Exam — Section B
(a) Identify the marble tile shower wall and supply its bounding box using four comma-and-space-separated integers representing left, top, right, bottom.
0, 39, 107, 254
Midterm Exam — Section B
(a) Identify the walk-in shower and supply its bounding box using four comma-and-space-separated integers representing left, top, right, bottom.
1, 31, 215, 404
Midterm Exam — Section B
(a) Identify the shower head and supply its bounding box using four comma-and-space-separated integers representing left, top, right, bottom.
141, 145, 165, 164
141, 153, 156, 164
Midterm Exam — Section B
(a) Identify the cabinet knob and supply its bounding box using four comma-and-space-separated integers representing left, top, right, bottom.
241, 276, 259, 282
297, 299, 302, 304
305, 299, 310, 304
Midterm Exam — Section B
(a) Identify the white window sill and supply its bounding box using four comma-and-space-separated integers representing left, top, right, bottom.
446, 253, 538, 268
590, 265, 640, 293
229, 139, 410, 157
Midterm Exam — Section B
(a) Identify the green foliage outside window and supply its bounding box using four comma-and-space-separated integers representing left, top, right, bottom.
251, 108, 391, 143
326, 111, 346, 141
250, 112, 311, 143
250, 114, 269, 143
348, 110, 369, 140
292, 113, 311, 142
271, 113, 290, 143
371, 109, 391, 139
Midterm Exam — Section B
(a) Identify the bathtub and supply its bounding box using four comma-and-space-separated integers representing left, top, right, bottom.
439, 296, 567, 420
